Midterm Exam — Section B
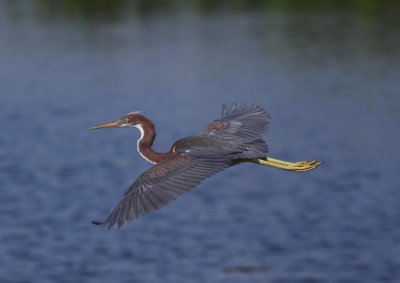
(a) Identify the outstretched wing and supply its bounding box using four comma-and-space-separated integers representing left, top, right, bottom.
205, 104, 271, 141
95, 154, 230, 229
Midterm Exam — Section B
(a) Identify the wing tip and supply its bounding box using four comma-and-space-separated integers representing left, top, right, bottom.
91, 220, 104, 226
92, 219, 124, 230
222, 103, 268, 116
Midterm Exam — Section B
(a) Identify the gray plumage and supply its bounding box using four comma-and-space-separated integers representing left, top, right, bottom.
94, 104, 271, 228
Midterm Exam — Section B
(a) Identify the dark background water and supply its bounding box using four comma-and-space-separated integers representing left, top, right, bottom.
1, 1, 400, 282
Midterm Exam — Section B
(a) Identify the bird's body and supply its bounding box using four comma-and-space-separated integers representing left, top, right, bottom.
91, 104, 321, 228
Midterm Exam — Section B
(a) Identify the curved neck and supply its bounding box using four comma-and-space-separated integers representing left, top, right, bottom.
135, 116, 170, 164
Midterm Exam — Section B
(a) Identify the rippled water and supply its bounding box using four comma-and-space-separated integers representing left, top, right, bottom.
1, 2, 400, 282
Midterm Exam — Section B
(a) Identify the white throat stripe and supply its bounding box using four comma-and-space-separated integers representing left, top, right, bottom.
134, 124, 156, 164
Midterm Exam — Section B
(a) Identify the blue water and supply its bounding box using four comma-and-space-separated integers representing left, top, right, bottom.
1, 2, 400, 282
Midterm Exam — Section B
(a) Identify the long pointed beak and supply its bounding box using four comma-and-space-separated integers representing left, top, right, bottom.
89, 120, 121, 130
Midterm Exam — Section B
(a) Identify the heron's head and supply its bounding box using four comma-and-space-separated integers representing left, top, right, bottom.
90, 112, 143, 130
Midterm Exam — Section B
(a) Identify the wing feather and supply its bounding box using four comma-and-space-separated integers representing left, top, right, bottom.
205, 104, 271, 141
96, 154, 230, 228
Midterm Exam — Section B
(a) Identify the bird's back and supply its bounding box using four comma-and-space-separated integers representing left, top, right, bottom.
173, 134, 267, 161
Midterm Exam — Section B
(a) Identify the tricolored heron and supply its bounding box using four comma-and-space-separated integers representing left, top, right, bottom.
90, 104, 321, 228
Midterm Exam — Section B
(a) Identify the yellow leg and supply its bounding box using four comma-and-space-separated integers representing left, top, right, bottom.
253, 157, 321, 172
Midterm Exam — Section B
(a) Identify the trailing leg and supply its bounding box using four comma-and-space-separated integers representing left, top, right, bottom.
253, 157, 321, 172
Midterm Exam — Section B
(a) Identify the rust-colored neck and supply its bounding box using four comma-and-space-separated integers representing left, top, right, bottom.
135, 115, 171, 164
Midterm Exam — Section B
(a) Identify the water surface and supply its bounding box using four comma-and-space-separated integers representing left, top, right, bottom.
0, 1, 399, 282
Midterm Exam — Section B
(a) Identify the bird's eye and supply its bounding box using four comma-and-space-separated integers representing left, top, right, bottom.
121, 118, 130, 124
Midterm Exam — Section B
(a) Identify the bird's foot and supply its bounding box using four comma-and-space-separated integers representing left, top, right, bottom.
254, 157, 322, 172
